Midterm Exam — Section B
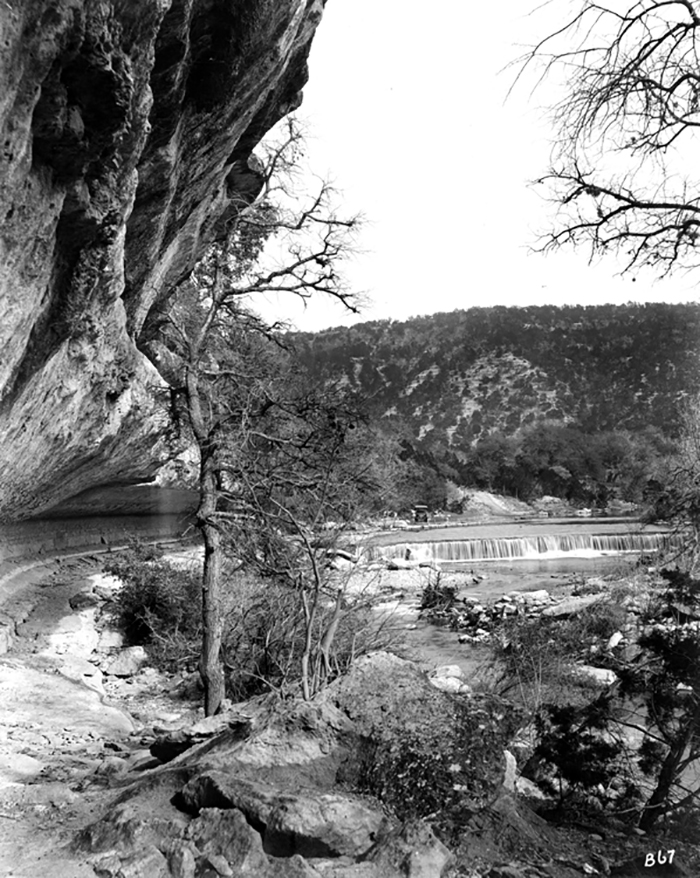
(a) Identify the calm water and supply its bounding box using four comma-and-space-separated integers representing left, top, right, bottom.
447, 554, 641, 576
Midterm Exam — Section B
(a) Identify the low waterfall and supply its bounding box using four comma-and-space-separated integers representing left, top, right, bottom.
366, 532, 678, 563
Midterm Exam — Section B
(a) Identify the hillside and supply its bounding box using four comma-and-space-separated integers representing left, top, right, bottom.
294, 303, 700, 447
292, 303, 700, 507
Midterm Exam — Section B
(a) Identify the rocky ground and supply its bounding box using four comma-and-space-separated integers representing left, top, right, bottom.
0, 550, 698, 877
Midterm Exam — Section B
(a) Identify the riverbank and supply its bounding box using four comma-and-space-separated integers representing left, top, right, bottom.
1, 546, 698, 877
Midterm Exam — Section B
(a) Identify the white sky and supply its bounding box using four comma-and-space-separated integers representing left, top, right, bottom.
259, 0, 700, 332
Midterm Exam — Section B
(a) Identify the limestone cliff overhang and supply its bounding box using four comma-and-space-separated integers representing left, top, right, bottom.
0, 0, 326, 521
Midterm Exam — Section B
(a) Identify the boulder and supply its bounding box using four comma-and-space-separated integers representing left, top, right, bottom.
502, 750, 517, 792
179, 772, 277, 826
572, 665, 618, 686
265, 792, 390, 858
364, 819, 453, 878
76, 802, 188, 855
69, 591, 102, 610
431, 664, 463, 680
185, 808, 271, 876
325, 652, 457, 738
607, 631, 624, 650
56, 655, 105, 695
102, 646, 149, 677
94, 585, 120, 602
97, 629, 126, 650
91, 845, 170, 878
180, 771, 389, 858
163, 843, 197, 878
514, 776, 546, 800
206, 699, 356, 772
542, 593, 606, 618
509, 590, 550, 604
429, 675, 472, 695
95, 755, 129, 778
0, 752, 45, 784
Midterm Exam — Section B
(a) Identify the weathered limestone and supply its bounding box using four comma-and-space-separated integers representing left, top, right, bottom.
0, 0, 324, 520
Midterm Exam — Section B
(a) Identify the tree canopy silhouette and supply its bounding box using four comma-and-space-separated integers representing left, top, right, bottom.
519, 1, 700, 275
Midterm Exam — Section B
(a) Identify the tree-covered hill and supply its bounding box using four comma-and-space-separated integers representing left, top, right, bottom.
291, 304, 700, 507
294, 303, 700, 441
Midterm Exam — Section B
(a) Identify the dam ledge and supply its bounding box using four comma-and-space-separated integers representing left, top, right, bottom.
361, 520, 679, 563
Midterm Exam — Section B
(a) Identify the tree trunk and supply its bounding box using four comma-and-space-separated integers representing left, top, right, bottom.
639, 730, 690, 831
200, 517, 225, 716
185, 364, 225, 716
197, 450, 225, 716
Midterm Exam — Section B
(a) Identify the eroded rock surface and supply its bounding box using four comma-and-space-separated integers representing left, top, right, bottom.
0, 0, 324, 520
77, 686, 453, 878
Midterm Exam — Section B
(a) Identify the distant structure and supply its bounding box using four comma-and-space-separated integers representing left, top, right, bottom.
413, 505, 429, 524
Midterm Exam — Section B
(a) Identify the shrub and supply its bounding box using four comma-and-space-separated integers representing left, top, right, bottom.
105, 550, 404, 699
492, 599, 628, 712
105, 553, 201, 645
419, 575, 457, 621
356, 694, 521, 844
662, 804, 700, 843
532, 701, 623, 803
221, 573, 398, 700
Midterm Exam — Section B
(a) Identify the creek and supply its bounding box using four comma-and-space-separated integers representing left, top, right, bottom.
364, 518, 670, 681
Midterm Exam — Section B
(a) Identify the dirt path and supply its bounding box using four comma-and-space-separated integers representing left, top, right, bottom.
0, 554, 203, 878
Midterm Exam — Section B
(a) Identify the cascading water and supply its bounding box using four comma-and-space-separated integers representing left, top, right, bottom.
365, 532, 679, 563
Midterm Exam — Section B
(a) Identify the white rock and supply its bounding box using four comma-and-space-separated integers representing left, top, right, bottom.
56, 656, 105, 695
522, 590, 550, 603
431, 664, 463, 679
0, 753, 45, 784
607, 631, 624, 650
429, 676, 472, 695
97, 629, 125, 650
542, 593, 606, 617
102, 645, 149, 677
503, 750, 517, 792
515, 776, 547, 799
573, 665, 618, 686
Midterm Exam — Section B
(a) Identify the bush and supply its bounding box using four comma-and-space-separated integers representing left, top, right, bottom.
532, 701, 623, 803
356, 694, 521, 844
221, 573, 399, 700
105, 549, 403, 699
662, 804, 700, 843
104, 549, 203, 672
419, 577, 459, 628
492, 599, 628, 712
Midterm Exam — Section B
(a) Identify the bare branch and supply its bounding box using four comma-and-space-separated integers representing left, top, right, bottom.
519, 0, 700, 275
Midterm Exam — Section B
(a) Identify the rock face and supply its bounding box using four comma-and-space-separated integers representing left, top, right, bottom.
75, 679, 454, 878
0, 0, 324, 520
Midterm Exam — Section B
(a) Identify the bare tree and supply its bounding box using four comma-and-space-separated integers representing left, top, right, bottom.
152, 117, 363, 715
218, 378, 382, 698
519, 1, 700, 274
